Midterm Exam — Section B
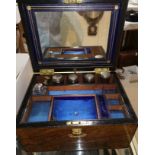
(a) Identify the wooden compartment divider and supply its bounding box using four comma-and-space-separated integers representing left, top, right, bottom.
47, 84, 117, 91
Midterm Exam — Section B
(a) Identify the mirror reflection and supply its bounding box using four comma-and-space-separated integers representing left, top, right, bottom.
35, 11, 112, 60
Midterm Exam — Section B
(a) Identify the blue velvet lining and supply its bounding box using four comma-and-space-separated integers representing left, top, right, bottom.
63, 48, 91, 55
27, 101, 50, 123
49, 90, 103, 96
49, 89, 111, 119
52, 96, 97, 120
110, 110, 125, 118
63, 50, 86, 55
108, 99, 119, 105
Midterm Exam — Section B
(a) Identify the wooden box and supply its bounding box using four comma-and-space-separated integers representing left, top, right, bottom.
16, 0, 137, 153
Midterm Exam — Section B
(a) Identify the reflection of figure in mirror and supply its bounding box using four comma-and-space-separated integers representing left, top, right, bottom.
78, 11, 104, 36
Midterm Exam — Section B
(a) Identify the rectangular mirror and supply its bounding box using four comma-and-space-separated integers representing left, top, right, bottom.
34, 11, 112, 60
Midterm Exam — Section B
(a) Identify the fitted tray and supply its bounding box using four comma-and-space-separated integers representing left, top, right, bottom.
17, 73, 137, 152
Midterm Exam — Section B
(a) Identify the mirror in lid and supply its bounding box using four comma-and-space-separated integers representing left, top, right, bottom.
22, 3, 120, 70
36, 11, 111, 60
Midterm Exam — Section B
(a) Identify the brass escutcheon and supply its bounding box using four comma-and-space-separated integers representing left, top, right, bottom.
72, 128, 82, 135
68, 128, 87, 138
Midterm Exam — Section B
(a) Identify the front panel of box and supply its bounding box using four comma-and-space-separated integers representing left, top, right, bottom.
17, 124, 137, 152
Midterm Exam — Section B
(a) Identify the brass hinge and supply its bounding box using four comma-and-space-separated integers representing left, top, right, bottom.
34, 69, 55, 75
94, 68, 110, 74
63, 0, 83, 4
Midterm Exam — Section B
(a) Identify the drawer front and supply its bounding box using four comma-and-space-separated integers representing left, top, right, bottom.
17, 124, 137, 152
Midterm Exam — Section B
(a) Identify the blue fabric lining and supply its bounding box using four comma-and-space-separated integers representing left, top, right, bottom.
63, 50, 86, 55
63, 48, 91, 55
110, 110, 125, 118
52, 96, 97, 120
27, 101, 50, 122
49, 90, 103, 96
108, 99, 119, 105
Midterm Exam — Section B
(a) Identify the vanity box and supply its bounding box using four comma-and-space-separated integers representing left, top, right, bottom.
16, 0, 137, 152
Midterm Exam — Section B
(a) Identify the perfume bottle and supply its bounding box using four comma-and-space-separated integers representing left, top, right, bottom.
32, 83, 47, 95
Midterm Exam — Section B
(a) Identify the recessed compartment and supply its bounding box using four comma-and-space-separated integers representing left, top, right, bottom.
52, 95, 99, 121
21, 96, 53, 123
104, 94, 122, 105
110, 110, 126, 118
63, 47, 91, 55
105, 94, 130, 119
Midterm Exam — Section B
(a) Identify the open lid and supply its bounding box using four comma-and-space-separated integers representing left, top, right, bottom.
17, 0, 128, 72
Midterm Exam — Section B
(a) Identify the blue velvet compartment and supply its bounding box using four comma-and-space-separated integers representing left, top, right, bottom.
49, 90, 103, 96
108, 99, 119, 105
27, 101, 50, 123
63, 50, 85, 55
110, 110, 125, 119
49, 89, 116, 96
52, 96, 98, 121
63, 48, 91, 55
49, 90, 109, 119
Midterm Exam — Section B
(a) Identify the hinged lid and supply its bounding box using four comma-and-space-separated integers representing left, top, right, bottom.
17, 0, 128, 72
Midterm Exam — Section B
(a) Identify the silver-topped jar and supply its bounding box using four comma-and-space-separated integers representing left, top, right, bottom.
68, 74, 78, 84
52, 74, 63, 84
84, 73, 95, 83
100, 71, 111, 79
95, 54, 104, 59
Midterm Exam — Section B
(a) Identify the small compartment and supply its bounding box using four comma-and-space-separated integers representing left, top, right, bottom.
107, 104, 130, 119
109, 110, 126, 119
21, 96, 53, 123
49, 89, 103, 96
105, 93, 130, 119
63, 47, 91, 55
52, 95, 99, 121
48, 84, 117, 96
103, 85, 117, 94
104, 94, 121, 105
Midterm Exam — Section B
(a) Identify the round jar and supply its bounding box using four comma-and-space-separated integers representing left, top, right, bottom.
52, 74, 63, 84
68, 74, 78, 84
84, 73, 95, 83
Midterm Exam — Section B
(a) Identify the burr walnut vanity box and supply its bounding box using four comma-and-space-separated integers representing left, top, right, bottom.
16, 0, 137, 152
